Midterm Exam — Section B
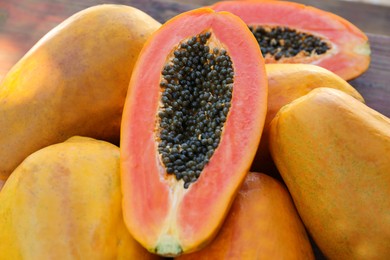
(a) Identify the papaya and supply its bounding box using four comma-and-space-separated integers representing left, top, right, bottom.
120, 7, 267, 256
0, 4, 161, 181
251, 64, 364, 177
269, 88, 390, 259
210, 0, 371, 80
0, 136, 161, 259
176, 172, 315, 260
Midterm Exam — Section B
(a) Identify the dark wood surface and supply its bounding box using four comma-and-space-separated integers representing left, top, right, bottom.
296, 0, 390, 36
0, 0, 388, 118
350, 34, 390, 115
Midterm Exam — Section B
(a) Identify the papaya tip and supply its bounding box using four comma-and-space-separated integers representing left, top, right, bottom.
155, 235, 183, 256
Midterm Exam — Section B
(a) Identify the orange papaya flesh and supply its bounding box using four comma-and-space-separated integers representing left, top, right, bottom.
251, 64, 364, 177
210, 1, 371, 80
121, 7, 267, 256
176, 172, 315, 260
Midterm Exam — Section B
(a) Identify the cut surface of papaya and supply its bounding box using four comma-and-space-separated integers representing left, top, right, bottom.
176, 172, 315, 260
210, 0, 371, 80
120, 7, 267, 256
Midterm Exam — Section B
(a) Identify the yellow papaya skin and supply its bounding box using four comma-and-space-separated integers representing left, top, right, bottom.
0, 136, 161, 259
252, 64, 364, 177
177, 172, 314, 260
0, 4, 160, 180
269, 88, 390, 259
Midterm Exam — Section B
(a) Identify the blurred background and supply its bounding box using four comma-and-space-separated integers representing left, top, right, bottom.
0, 0, 389, 78
342, 0, 389, 5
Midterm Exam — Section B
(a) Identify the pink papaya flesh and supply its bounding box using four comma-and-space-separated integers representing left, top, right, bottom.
211, 0, 371, 80
120, 7, 267, 257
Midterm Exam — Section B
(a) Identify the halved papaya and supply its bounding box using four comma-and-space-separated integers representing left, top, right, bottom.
210, 1, 371, 80
120, 7, 267, 256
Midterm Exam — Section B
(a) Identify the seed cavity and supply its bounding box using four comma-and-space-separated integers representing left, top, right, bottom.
157, 31, 234, 189
248, 26, 331, 60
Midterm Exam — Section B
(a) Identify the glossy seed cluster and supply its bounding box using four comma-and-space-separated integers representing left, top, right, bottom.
157, 32, 234, 189
249, 26, 330, 60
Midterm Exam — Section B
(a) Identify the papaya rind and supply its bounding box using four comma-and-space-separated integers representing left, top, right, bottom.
251, 63, 364, 174
0, 136, 160, 259
176, 172, 315, 260
0, 4, 161, 180
269, 87, 390, 259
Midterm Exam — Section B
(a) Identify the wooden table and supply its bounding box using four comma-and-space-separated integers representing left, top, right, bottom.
0, 0, 388, 259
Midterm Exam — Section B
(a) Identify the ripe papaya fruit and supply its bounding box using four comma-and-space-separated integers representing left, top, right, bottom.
210, 1, 371, 80
0, 136, 161, 259
176, 172, 315, 260
0, 4, 160, 181
120, 7, 267, 256
252, 64, 364, 177
269, 88, 390, 259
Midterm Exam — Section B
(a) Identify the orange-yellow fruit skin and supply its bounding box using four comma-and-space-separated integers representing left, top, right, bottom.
0, 136, 161, 259
270, 88, 390, 259
176, 172, 314, 260
0, 4, 161, 181
251, 64, 364, 177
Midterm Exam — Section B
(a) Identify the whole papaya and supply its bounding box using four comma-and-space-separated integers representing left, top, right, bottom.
251, 64, 364, 178
0, 136, 161, 259
177, 173, 314, 259
0, 4, 160, 180
270, 88, 390, 259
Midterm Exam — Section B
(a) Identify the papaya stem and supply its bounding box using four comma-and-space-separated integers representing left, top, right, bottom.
155, 235, 183, 256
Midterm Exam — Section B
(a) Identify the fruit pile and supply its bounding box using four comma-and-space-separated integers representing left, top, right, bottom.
0, 1, 389, 259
